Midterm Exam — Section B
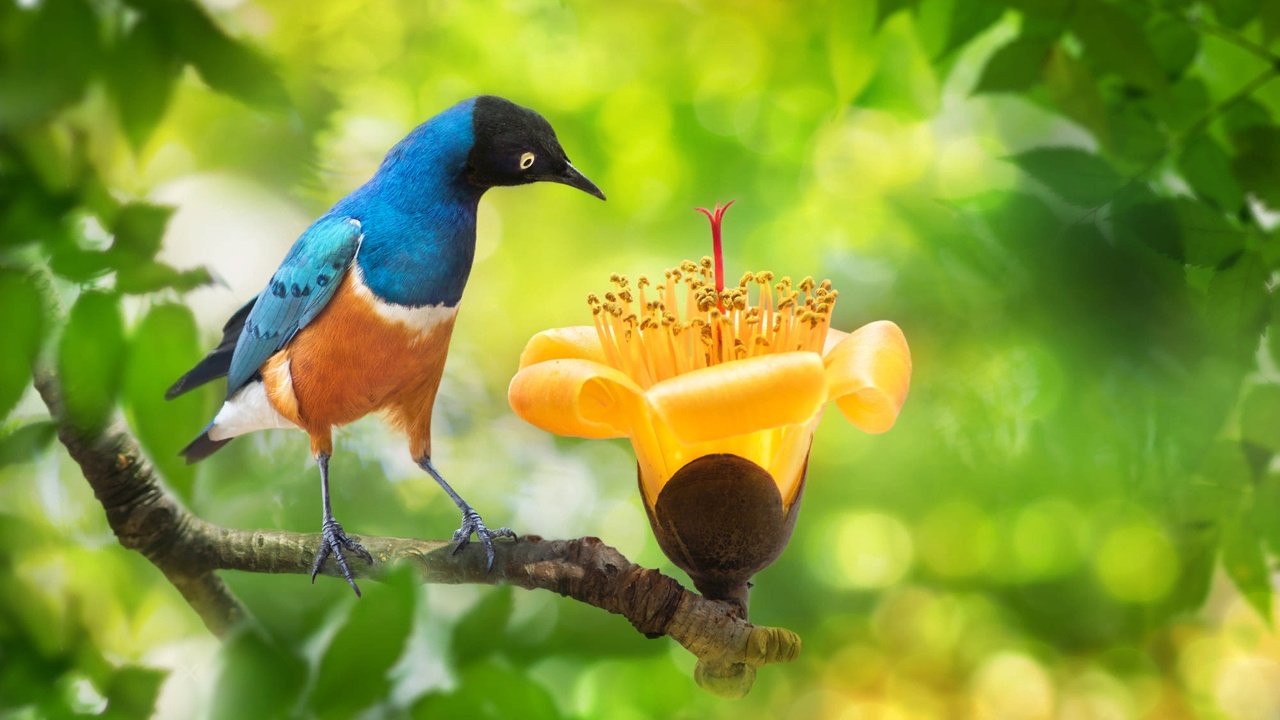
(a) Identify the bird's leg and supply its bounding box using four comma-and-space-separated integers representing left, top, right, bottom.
417, 456, 516, 571
310, 452, 373, 596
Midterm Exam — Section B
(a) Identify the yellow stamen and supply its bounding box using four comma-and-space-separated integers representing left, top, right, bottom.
587, 261, 838, 388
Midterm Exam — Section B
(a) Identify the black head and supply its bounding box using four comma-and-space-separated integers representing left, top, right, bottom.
466, 96, 605, 200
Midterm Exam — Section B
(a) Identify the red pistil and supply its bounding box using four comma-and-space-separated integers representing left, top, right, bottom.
695, 200, 735, 310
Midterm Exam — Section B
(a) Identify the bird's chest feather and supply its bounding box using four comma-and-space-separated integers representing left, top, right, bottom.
263, 270, 458, 430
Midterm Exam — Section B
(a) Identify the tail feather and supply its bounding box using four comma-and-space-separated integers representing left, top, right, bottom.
180, 427, 234, 464
167, 295, 258, 400
167, 351, 234, 399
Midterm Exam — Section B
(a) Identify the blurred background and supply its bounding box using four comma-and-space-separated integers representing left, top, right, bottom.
3, 0, 1280, 717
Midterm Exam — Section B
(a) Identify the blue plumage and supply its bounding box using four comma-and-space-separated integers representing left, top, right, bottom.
334, 98, 483, 306
168, 95, 604, 596
226, 215, 362, 397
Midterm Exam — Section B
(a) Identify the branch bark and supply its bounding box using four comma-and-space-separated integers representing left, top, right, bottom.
33, 369, 800, 698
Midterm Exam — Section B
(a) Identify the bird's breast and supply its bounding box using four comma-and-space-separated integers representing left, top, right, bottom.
262, 270, 459, 432
348, 262, 460, 339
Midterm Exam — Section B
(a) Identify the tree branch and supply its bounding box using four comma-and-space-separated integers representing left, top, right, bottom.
32, 368, 799, 697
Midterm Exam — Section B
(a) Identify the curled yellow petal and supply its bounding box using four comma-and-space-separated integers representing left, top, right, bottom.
508, 359, 642, 439
822, 327, 849, 356
646, 352, 827, 445
825, 320, 912, 433
518, 326, 607, 369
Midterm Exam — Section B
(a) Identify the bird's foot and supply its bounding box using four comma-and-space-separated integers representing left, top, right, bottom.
451, 508, 516, 571
311, 518, 374, 597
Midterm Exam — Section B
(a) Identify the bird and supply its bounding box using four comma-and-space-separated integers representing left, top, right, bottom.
166, 95, 605, 596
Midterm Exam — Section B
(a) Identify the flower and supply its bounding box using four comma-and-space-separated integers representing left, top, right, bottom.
508, 203, 911, 610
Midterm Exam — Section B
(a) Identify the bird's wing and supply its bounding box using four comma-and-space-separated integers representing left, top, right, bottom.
225, 216, 363, 397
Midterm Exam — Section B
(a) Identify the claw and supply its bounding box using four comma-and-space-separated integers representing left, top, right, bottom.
311, 518, 373, 596
450, 508, 516, 571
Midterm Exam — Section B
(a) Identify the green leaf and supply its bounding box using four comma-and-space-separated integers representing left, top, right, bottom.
972, 36, 1051, 94
1221, 505, 1272, 623
1208, 0, 1261, 29
57, 291, 126, 434
1111, 198, 1244, 267
101, 666, 167, 720
935, 0, 1004, 60
411, 661, 563, 720
1241, 384, 1280, 452
1007, 146, 1124, 206
1004, 0, 1071, 19
451, 586, 514, 667
162, 0, 288, 108
109, 203, 173, 264
1042, 45, 1109, 143
1145, 15, 1199, 79
107, 17, 181, 151
308, 567, 416, 719
1150, 77, 1211, 135
0, 422, 57, 469
211, 627, 308, 720
1222, 98, 1272, 142
1262, 0, 1280, 42
1270, 293, 1280, 368
0, 269, 46, 420
1204, 252, 1270, 361
0, 0, 101, 128
1070, 0, 1167, 92
122, 304, 205, 496
1106, 102, 1166, 168
1230, 126, 1280, 207
1259, 473, 1280, 558
856, 19, 939, 119
114, 262, 214, 295
48, 246, 114, 283
1178, 135, 1245, 212
875, 0, 917, 28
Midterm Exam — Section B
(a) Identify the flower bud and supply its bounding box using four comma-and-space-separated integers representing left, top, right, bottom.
641, 453, 805, 616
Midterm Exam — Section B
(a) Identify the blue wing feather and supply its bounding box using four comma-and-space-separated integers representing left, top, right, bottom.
225, 216, 363, 397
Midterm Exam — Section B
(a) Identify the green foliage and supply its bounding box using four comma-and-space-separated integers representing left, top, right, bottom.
1005, 146, 1125, 206
973, 35, 1052, 94
57, 291, 125, 434
1070, 0, 1167, 92
0, 421, 56, 468
308, 567, 416, 718
0, 269, 45, 420
122, 303, 206, 495
106, 17, 182, 151
1241, 384, 1280, 452
210, 626, 308, 720
1231, 125, 1280, 207
451, 585, 514, 667
0, 517, 168, 718
0, 0, 100, 128
5, 0, 1280, 715
147, 0, 289, 109
411, 661, 564, 720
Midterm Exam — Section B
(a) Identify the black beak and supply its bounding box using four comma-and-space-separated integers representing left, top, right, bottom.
550, 162, 606, 200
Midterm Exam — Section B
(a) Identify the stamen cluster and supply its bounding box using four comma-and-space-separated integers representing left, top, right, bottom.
588, 258, 838, 387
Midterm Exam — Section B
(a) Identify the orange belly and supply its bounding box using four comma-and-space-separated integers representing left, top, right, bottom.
261, 272, 457, 459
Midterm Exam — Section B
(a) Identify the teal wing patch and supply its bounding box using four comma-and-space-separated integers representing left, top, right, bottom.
226, 216, 362, 397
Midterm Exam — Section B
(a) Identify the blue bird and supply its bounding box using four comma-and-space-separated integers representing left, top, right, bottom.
167, 96, 604, 595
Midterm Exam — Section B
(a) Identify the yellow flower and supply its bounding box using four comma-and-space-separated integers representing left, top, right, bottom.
507, 203, 912, 609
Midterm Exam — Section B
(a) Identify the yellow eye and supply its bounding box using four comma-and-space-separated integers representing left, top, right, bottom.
519, 152, 536, 170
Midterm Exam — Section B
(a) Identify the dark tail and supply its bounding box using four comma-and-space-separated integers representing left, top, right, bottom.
166, 295, 257, 400
181, 426, 234, 464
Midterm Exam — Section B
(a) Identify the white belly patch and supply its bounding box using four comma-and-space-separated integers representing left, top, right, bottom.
349, 263, 458, 338
208, 380, 297, 440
